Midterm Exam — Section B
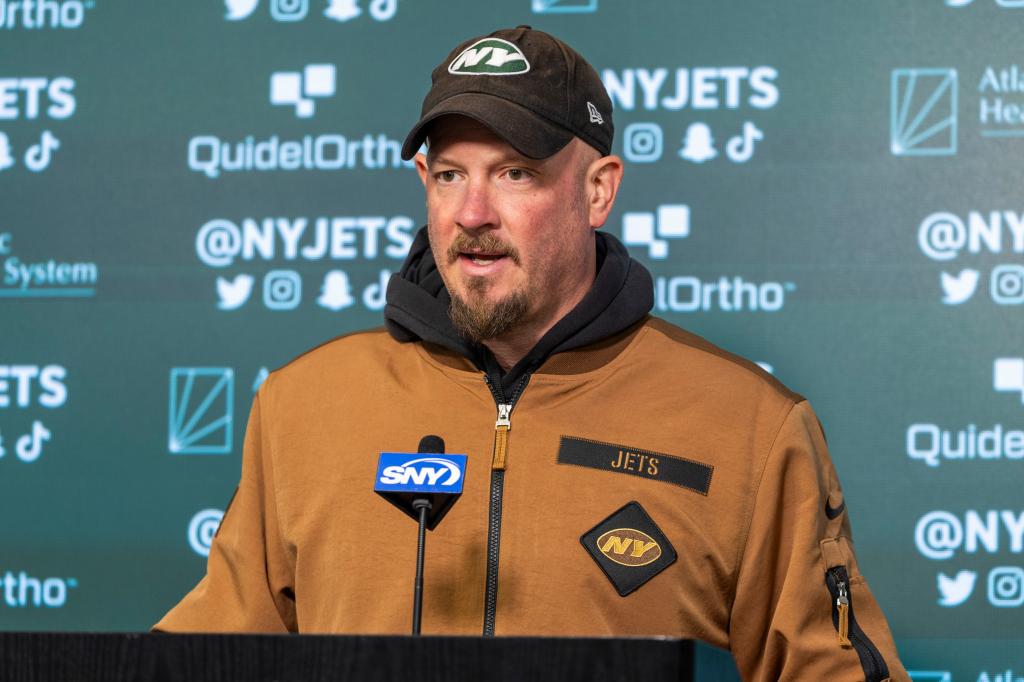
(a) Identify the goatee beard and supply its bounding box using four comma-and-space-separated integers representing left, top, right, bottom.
448, 283, 529, 344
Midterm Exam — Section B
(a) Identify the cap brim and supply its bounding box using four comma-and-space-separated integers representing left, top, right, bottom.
401, 92, 574, 161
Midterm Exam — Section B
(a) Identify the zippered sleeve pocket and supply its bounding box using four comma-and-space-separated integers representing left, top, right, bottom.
824, 565, 891, 682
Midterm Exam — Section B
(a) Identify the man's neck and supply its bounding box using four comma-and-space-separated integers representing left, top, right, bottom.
482, 280, 593, 372
482, 323, 547, 373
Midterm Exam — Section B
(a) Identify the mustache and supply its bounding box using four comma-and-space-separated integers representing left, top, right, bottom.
446, 233, 521, 265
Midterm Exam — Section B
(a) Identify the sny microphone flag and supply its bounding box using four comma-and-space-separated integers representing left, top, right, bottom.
374, 451, 467, 529
374, 453, 467, 494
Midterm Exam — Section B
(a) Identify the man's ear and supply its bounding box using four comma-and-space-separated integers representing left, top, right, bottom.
586, 155, 624, 229
415, 152, 429, 188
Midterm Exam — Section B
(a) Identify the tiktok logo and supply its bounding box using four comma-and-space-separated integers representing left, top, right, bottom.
16, 420, 50, 462
726, 121, 763, 163
25, 129, 59, 171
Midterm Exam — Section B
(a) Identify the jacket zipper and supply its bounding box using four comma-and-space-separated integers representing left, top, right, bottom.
481, 372, 531, 636
492, 403, 511, 470
825, 566, 889, 682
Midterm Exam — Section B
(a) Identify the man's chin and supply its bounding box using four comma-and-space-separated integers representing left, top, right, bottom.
458, 270, 501, 292
447, 289, 529, 344
454, 275, 511, 301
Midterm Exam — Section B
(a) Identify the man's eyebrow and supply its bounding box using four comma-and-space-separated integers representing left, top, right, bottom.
427, 154, 459, 168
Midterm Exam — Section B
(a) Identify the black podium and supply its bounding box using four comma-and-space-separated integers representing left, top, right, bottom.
0, 633, 716, 682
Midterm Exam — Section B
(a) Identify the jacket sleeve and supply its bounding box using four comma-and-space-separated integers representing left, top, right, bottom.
153, 390, 297, 632
729, 399, 909, 682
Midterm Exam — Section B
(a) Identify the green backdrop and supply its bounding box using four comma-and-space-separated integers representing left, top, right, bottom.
2, 1, 1022, 679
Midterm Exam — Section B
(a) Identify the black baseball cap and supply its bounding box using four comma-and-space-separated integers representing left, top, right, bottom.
400, 26, 614, 161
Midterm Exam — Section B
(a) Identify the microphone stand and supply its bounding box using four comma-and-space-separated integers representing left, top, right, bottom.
411, 498, 432, 635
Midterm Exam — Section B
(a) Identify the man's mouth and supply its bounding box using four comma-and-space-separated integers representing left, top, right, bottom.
446, 235, 520, 268
461, 252, 506, 266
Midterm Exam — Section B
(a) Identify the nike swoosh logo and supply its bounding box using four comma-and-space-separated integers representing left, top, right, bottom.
825, 498, 846, 520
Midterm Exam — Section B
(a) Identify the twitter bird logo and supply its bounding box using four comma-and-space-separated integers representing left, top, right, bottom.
217, 274, 255, 310
225, 0, 259, 21
941, 269, 980, 305
937, 570, 976, 607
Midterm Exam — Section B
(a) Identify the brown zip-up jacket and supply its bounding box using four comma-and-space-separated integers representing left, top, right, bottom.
155, 318, 908, 682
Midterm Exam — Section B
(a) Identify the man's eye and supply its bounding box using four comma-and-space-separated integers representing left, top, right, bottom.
506, 168, 530, 181
436, 170, 457, 182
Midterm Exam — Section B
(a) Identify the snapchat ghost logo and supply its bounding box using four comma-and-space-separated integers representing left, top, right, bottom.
679, 122, 717, 164
318, 270, 355, 311
325, 0, 361, 21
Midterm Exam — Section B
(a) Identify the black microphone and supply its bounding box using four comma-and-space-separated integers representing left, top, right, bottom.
374, 435, 467, 635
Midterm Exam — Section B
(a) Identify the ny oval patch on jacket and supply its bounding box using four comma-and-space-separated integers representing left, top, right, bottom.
596, 528, 662, 567
581, 501, 678, 597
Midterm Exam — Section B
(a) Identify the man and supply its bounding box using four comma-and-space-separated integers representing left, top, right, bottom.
157, 26, 909, 681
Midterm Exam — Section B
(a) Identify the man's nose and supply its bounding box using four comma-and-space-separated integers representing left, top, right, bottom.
454, 179, 499, 230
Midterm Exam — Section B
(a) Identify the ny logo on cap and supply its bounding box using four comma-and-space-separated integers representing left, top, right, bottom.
448, 38, 531, 76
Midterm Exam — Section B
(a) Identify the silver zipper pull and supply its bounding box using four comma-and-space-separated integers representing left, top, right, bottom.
837, 581, 849, 607
492, 404, 512, 470
496, 403, 511, 429
835, 578, 852, 648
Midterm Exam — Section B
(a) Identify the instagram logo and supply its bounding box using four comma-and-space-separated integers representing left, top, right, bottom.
988, 566, 1024, 607
263, 270, 302, 310
991, 265, 1024, 305
622, 122, 663, 163
271, 0, 308, 21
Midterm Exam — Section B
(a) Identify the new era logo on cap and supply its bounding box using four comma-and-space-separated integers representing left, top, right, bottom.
448, 38, 531, 76
587, 101, 603, 124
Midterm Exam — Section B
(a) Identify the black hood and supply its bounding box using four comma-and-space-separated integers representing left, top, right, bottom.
384, 226, 653, 394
